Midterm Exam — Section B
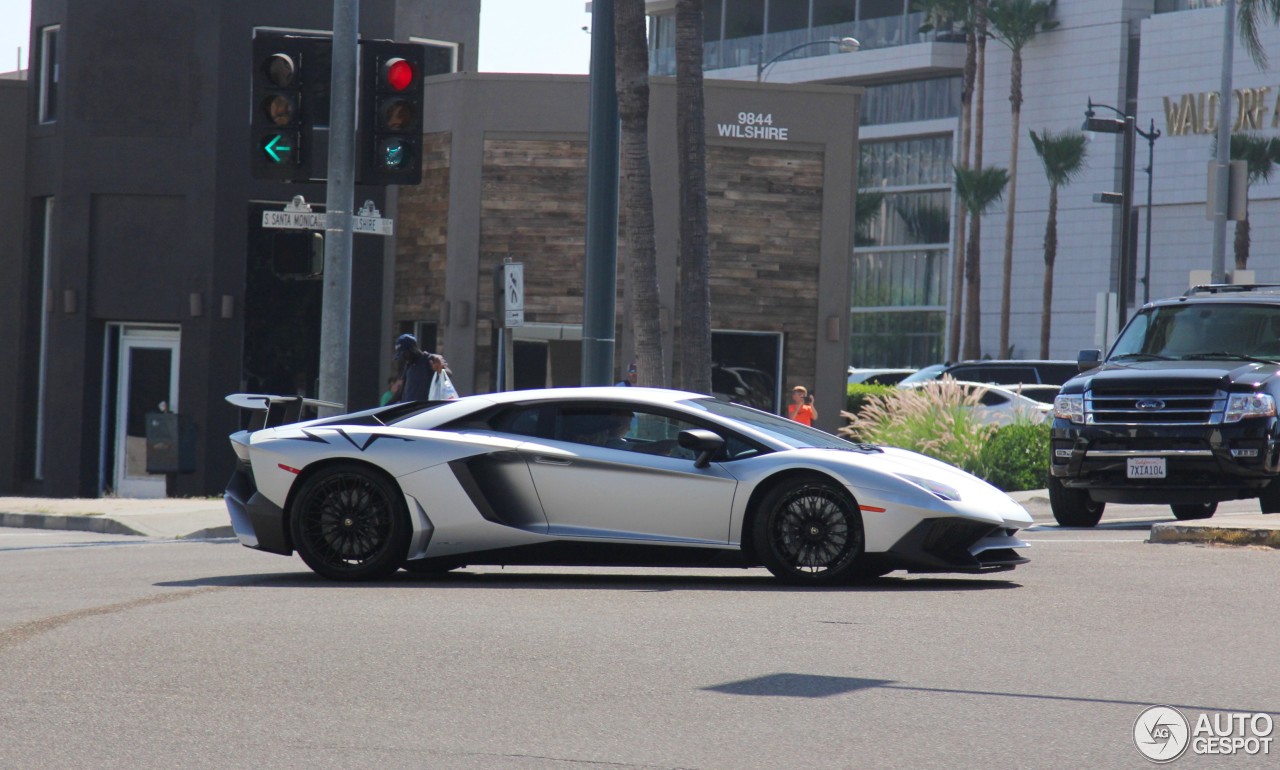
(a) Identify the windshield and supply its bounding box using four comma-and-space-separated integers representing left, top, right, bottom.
687, 397, 861, 450
1110, 303, 1280, 362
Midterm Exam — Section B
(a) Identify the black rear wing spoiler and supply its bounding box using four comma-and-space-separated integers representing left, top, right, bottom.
225, 393, 344, 431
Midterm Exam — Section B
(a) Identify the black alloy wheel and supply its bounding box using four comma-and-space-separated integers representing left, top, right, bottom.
1171, 502, 1218, 521
754, 477, 864, 585
289, 462, 411, 581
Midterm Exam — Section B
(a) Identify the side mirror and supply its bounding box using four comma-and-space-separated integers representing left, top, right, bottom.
678, 429, 725, 469
1077, 349, 1102, 371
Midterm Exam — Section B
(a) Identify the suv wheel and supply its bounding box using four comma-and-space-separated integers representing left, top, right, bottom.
1171, 502, 1217, 520
1048, 475, 1105, 527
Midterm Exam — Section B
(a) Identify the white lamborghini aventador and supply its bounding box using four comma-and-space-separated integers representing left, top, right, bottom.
224, 387, 1031, 583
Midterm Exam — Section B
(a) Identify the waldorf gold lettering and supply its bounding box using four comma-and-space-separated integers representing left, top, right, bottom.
1163, 87, 1276, 136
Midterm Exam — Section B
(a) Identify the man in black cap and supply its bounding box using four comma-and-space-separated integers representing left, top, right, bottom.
394, 333, 438, 403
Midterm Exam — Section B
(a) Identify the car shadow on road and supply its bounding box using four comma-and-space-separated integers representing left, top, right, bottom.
157, 570, 1021, 592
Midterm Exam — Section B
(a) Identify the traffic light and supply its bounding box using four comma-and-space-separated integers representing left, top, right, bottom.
359, 40, 425, 186
251, 33, 325, 182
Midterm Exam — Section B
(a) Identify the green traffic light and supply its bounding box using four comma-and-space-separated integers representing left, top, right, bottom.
263, 134, 294, 163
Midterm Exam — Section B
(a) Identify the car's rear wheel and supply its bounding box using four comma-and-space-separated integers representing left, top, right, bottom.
753, 476, 864, 585
1048, 475, 1105, 527
1171, 502, 1218, 520
290, 463, 410, 581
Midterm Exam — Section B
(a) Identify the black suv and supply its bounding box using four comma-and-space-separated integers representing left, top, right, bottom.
1049, 284, 1280, 526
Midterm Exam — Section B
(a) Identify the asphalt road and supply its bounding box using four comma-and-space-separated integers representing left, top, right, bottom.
0, 523, 1276, 770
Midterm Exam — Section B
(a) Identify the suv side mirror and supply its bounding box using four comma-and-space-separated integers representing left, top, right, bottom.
678, 429, 725, 468
1078, 349, 1102, 371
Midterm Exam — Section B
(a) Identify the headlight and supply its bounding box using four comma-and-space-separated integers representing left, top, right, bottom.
896, 474, 960, 502
1054, 394, 1085, 424
1225, 393, 1276, 423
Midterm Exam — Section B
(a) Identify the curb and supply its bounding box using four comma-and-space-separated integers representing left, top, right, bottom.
0, 512, 147, 537
1149, 523, 1280, 549
0, 512, 235, 540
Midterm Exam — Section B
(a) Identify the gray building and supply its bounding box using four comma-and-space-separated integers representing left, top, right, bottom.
0, 0, 478, 498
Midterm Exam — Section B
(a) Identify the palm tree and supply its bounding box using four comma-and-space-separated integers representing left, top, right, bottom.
1029, 129, 1087, 358
987, 0, 1058, 357
953, 164, 1009, 359
1239, 0, 1280, 68
1230, 133, 1280, 270
615, 0, 666, 387
675, 0, 711, 394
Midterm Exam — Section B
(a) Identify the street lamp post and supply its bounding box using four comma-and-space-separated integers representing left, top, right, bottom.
1084, 99, 1160, 321
757, 37, 859, 82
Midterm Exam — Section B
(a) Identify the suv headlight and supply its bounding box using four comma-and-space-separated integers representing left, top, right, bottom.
1054, 394, 1085, 424
1225, 393, 1276, 423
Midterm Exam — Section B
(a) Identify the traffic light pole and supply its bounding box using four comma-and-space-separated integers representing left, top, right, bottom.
319, 0, 359, 414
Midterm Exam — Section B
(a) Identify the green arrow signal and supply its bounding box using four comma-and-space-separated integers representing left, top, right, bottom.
264, 134, 293, 163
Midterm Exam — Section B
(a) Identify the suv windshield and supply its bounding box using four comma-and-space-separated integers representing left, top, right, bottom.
1111, 303, 1280, 362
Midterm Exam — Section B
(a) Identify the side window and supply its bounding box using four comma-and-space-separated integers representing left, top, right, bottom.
978, 390, 1010, 407
492, 405, 549, 438
552, 405, 764, 463
38, 25, 60, 124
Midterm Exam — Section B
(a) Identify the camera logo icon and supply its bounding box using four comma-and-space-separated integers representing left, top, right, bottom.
1134, 705, 1190, 763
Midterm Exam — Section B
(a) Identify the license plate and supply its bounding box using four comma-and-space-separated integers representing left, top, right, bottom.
1127, 457, 1167, 479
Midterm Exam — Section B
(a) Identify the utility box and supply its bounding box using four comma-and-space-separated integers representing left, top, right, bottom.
145, 412, 198, 474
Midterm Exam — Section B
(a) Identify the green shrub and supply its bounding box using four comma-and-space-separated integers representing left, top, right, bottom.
976, 422, 1050, 492
839, 380, 994, 474
845, 383, 895, 416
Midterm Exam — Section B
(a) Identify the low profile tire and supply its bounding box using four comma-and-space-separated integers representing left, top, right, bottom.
1171, 502, 1218, 520
753, 476, 864, 585
1048, 474, 1105, 528
289, 462, 411, 581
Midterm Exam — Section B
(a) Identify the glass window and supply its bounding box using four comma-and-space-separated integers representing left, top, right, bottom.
552, 406, 707, 461
650, 13, 675, 50
861, 136, 954, 187
849, 308, 945, 368
813, 0, 855, 27
859, 190, 951, 247
860, 77, 962, 125
768, 0, 809, 34
38, 25, 59, 124
860, 0, 906, 20
852, 249, 947, 307
724, 0, 765, 39
705, 0, 724, 42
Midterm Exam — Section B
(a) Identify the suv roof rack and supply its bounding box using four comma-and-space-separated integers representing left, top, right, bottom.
1182, 284, 1280, 297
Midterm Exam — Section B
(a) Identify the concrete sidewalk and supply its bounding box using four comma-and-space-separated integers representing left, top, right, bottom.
0, 496, 234, 540
1, 491, 1278, 548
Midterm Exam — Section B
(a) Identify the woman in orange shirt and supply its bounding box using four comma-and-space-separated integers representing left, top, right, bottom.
787, 385, 817, 426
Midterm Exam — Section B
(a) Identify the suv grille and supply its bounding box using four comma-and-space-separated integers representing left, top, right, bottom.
1086, 384, 1226, 425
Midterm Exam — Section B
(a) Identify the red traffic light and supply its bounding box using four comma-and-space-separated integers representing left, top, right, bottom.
382, 57, 415, 92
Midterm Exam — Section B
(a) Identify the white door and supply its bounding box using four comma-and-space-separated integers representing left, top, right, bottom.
113, 327, 180, 498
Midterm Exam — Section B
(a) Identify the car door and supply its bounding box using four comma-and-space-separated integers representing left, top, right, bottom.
519, 404, 739, 545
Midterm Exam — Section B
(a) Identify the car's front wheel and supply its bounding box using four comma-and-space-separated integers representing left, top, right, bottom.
753, 476, 864, 585
289, 462, 411, 581
1048, 474, 1105, 527
1171, 502, 1218, 520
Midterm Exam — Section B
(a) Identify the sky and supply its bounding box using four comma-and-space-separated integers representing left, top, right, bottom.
0, 0, 592, 75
